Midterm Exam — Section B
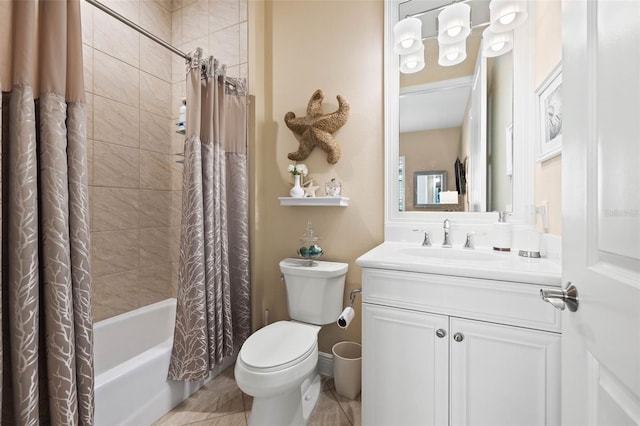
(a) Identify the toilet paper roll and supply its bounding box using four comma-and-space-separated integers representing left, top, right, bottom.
337, 307, 355, 329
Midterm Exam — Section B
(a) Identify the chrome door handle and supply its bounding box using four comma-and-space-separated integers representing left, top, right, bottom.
436, 329, 447, 338
540, 282, 579, 312
453, 332, 464, 342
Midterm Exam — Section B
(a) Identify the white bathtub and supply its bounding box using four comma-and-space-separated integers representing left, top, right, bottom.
94, 298, 235, 426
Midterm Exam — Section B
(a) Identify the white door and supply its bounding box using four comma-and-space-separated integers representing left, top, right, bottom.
561, 0, 640, 424
361, 303, 449, 426
449, 318, 561, 426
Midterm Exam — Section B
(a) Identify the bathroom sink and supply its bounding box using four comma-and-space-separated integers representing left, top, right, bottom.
399, 247, 502, 262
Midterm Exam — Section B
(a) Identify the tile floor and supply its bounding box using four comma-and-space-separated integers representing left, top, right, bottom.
153, 365, 361, 426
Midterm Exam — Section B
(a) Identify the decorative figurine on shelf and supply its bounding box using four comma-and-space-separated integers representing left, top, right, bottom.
284, 89, 350, 164
297, 219, 324, 265
303, 180, 319, 198
288, 163, 308, 198
325, 178, 342, 197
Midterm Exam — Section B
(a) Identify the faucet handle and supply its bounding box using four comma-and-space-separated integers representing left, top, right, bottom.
412, 229, 432, 246
464, 232, 475, 249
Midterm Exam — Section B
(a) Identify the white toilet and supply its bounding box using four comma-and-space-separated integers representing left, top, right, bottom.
235, 258, 348, 426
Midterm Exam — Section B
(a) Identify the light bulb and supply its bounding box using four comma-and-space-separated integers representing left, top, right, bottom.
401, 39, 414, 49
446, 52, 459, 61
491, 42, 505, 51
406, 61, 418, 69
499, 12, 516, 25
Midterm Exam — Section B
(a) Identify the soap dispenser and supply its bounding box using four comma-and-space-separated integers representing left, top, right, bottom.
493, 211, 512, 252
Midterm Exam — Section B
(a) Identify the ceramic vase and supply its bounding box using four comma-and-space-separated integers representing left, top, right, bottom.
290, 174, 305, 198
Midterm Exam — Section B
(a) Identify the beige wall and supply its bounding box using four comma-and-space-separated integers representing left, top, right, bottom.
400, 127, 461, 211
249, 0, 384, 353
83, 0, 247, 321
534, 0, 562, 235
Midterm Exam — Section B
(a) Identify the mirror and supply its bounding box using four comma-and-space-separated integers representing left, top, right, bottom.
385, 0, 535, 227
414, 171, 446, 207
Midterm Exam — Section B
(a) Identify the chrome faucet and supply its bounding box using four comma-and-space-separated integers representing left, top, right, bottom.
463, 232, 475, 249
413, 229, 432, 246
442, 219, 452, 248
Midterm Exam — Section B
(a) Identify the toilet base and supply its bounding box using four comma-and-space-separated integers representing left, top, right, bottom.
247, 372, 321, 426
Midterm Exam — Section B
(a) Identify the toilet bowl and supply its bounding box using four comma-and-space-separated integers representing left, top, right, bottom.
235, 259, 348, 426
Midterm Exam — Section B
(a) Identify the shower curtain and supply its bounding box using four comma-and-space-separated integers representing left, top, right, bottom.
0, 0, 94, 424
169, 49, 250, 381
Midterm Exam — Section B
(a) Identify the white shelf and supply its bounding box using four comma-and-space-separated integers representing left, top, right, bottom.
278, 196, 349, 207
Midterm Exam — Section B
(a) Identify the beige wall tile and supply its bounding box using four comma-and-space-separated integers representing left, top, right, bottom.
93, 95, 140, 148
171, 161, 184, 190
94, 50, 140, 108
139, 227, 172, 267
93, 141, 140, 188
239, 0, 246, 22
140, 37, 172, 83
239, 21, 247, 64
140, 71, 172, 117
81, 1, 93, 47
92, 270, 139, 321
139, 263, 172, 306
92, 229, 139, 276
140, 150, 173, 190
94, 10, 140, 68
171, 190, 183, 227
182, 0, 209, 44
140, 0, 172, 42
172, 54, 187, 85
171, 7, 183, 46
102, 0, 139, 24
209, 25, 240, 67
180, 35, 209, 59
92, 187, 140, 231
139, 190, 173, 227
171, 82, 186, 120
209, 0, 239, 33
83, 43, 93, 94
140, 110, 172, 153
170, 262, 179, 297
87, 138, 94, 186
86, 93, 94, 140
169, 226, 181, 262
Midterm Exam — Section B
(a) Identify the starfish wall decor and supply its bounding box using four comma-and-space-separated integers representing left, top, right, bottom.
284, 89, 350, 164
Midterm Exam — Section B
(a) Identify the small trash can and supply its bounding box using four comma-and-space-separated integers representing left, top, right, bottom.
332, 341, 362, 400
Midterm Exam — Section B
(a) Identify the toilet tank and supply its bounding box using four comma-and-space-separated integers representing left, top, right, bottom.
279, 258, 348, 325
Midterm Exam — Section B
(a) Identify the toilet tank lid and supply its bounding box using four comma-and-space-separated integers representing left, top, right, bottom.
279, 258, 348, 277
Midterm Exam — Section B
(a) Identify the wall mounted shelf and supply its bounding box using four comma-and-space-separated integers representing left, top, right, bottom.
278, 197, 349, 207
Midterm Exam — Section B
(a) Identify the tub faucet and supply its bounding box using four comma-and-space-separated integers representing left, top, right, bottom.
442, 219, 452, 248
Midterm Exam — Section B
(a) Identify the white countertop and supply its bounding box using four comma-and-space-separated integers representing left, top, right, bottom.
356, 241, 562, 286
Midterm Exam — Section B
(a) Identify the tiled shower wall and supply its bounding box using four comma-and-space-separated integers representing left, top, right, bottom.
83, 0, 247, 322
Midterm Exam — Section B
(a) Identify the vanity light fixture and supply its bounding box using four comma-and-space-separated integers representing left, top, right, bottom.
393, 16, 423, 55
436, 2, 471, 45
482, 26, 513, 57
489, 0, 528, 33
438, 39, 467, 66
400, 42, 426, 73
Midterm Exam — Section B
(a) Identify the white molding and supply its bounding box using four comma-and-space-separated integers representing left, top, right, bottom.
384, 0, 536, 237
318, 351, 334, 377
278, 197, 349, 207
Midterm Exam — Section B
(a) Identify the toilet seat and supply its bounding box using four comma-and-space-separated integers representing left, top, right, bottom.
239, 321, 319, 373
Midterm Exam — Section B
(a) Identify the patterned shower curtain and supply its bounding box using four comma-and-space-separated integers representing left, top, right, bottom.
0, 0, 94, 424
169, 49, 251, 381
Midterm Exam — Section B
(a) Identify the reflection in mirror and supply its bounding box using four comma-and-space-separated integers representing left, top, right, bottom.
414, 171, 453, 208
396, 0, 513, 213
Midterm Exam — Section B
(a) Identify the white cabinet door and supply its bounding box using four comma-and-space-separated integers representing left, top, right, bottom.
449, 318, 561, 426
362, 303, 449, 426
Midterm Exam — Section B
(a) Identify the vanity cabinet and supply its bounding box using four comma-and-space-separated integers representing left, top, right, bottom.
361, 268, 561, 426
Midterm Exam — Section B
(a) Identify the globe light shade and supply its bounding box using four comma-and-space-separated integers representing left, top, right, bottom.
394, 17, 423, 55
482, 27, 513, 57
489, 0, 528, 33
438, 39, 467, 66
437, 3, 471, 45
400, 42, 425, 74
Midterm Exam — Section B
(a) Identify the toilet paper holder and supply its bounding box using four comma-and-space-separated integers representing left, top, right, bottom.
337, 288, 362, 329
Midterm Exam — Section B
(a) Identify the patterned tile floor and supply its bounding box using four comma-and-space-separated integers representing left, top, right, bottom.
153, 365, 361, 426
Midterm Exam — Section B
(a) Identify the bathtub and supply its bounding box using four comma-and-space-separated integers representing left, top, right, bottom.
94, 298, 236, 426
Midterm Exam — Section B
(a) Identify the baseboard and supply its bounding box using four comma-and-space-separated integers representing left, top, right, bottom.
317, 351, 333, 377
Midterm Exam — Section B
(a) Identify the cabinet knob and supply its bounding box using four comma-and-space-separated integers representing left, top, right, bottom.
453, 332, 464, 342
436, 329, 447, 338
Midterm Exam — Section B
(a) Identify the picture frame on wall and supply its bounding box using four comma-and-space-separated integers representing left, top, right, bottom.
536, 63, 563, 162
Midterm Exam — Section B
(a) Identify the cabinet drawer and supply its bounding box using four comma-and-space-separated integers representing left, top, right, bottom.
362, 268, 561, 332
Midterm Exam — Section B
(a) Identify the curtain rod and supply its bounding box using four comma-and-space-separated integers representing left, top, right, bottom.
84, 0, 190, 60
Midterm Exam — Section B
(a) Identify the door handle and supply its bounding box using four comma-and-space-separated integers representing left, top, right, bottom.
540, 282, 579, 312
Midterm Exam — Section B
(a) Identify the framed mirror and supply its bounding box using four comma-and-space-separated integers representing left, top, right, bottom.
384, 0, 535, 230
414, 171, 446, 207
